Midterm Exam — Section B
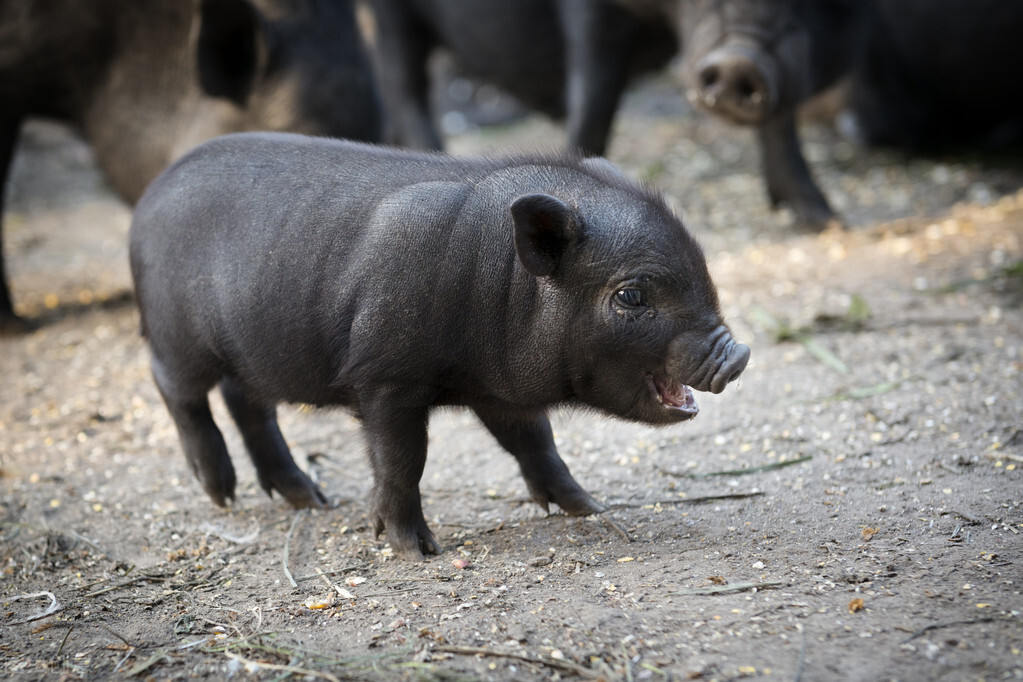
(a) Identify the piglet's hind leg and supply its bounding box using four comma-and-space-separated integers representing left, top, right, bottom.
152, 358, 236, 507
220, 378, 327, 509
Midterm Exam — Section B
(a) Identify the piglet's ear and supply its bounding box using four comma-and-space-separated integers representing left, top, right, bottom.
197, 0, 269, 106
511, 193, 576, 277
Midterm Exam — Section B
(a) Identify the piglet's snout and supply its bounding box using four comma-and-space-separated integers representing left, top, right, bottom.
671, 326, 750, 394
709, 337, 750, 394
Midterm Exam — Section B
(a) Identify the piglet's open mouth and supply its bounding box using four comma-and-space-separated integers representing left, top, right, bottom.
647, 375, 699, 416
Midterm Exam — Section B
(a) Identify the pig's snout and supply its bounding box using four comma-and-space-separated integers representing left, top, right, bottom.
676, 326, 750, 395
709, 336, 750, 394
692, 45, 777, 125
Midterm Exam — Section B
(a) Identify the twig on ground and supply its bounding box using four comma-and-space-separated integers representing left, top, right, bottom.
55, 625, 74, 658
198, 615, 243, 638
901, 616, 1008, 643
82, 574, 169, 598
988, 451, 1023, 463
69, 529, 117, 559
658, 456, 812, 479
282, 509, 307, 588
945, 510, 982, 525
600, 515, 632, 543
224, 650, 342, 682
124, 650, 168, 677
197, 521, 260, 544
433, 644, 605, 679
669, 580, 784, 596
113, 647, 137, 674
294, 566, 363, 583
97, 623, 134, 648
6, 591, 61, 625
611, 491, 765, 509
359, 588, 418, 598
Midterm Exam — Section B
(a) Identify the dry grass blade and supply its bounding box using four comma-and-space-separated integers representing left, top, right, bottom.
294, 565, 363, 583
749, 305, 850, 374
797, 335, 849, 375
600, 515, 632, 542
6, 591, 61, 625
663, 456, 812, 479
433, 644, 606, 679
671, 580, 784, 596
613, 491, 766, 509
900, 615, 1011, 643
124, 650, 168, 677
82, 573, 169, 598
224, 650, 342, 682
282, 509, 307, 588
55, 625, 74, 658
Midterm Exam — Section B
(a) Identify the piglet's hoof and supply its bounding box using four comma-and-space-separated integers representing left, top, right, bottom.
558, 493, 605, 517
374, 515, 443, 561
535, 487, 605, 517
525, 476, 605, 517
371, 492, 442, 560
259, 469, 328, 509
190, 457, 238, 509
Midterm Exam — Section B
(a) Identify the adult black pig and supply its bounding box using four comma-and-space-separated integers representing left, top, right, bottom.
367, 0, 676, 154
129, 133, 750, 560
677, 0, 865, 230
847, 1, 1023, 153
0, 0, 381, 333
676, 0, 1023, 230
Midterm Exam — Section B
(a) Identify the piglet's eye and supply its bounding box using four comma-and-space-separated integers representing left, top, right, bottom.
614, 287, 646, 308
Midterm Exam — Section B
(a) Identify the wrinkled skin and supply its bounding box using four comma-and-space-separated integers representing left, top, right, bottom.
367, 0, 676, 154
130, 134, 749, 560
0, 0, 381, 333
677, 0, 864, 231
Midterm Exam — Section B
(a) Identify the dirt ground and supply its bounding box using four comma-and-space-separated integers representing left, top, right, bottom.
2, 77, 1022, 681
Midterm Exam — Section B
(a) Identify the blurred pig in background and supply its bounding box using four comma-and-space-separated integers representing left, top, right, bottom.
0, 0, 382, 333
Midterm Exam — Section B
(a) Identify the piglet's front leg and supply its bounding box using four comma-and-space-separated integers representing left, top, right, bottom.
474, 406, 604, 517
360, 389, 441, 560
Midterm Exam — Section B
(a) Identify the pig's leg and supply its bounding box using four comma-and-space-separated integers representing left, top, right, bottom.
473, 407, 604, 516
559, 0, 637, 155
151, 357, 237, 507
758, 111, 841, 231
360, 392, 440, 560
370, 0, 442, 150
0, 115, 28, 334
220, 378, 327, 509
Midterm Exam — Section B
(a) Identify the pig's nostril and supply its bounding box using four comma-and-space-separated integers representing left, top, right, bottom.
737, 76, 757, 101
699, 65, 721, 90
